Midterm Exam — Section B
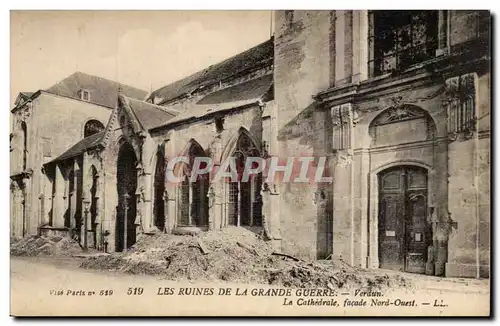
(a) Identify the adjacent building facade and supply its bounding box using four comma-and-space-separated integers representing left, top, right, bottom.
10, 10, 490, 279
10, 72, 148, 240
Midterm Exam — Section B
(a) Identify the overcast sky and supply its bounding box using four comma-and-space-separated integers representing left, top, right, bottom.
10, 11, 272, 105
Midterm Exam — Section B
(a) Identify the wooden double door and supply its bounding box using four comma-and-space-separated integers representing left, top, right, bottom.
378, 166, 430, 274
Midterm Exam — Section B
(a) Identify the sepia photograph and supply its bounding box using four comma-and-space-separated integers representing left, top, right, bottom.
9, 9, 491, 317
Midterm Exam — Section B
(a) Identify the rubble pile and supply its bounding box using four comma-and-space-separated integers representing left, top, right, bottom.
10, 235, 83, 257
81, 227, 410, 290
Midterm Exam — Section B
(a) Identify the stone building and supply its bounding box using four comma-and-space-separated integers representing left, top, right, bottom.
10, 72, 148, 240
273, 10, 490, 278
11, 10, 490, 279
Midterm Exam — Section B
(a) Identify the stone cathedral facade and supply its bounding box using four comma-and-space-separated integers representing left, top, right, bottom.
10, 10, 490, 278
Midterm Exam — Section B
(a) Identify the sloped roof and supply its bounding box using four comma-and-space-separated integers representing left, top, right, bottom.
46, 72, 148, 108
14, 92, 35, 107
45, 94, 179, 165
151, 74, 273, 129
50, 131, 104, 163
19, 92, 33, 98
120, 95, 179, 130
147, 38, 274, 105
197, 74, 273, 105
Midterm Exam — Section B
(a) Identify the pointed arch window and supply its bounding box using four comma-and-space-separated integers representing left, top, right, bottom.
226, 132, 263, 228
177, 141, 209, 227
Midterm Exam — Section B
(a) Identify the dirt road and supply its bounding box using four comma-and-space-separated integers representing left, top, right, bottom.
10, 257, 490, 317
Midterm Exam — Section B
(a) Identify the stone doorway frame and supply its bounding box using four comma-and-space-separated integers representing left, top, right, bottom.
367, 160, 434, 269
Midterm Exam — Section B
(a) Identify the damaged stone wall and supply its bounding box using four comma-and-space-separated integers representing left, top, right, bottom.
274, 10, 333, 260
153, 104, 265, 235
445, 72, 490, 278
273, 9, 490, 279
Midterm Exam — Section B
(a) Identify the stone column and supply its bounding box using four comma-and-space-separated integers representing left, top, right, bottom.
22, 175, 34, 235
210, 135, 224, 230
356, 149, 370, 268
314, 186, 330, 259
69, 166, 77, 231
334, 11, 346, 85
209, 181, 221, 230
188, 182, 194, 226
163, 190, 169, 233
140, 172, 153, 233
53, 165, 65, 228
207, 186, 216, 231
331, 103, 355, 266
41, 172, 53, 226
92, 183, 101, 250
344, 10, 353, 83
352, 10, 369, 83
165, 151, 178, 232
437, 10, 450, 55
10, 181, 18, 238
260, 185, 271, 235
166, 182, 177, 232
12, 184, 21, 238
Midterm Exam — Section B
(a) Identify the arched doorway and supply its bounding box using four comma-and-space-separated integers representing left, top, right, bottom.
153, 149, 165, 231
227, 132, 263, 228
378, 165, 430, 274
177, 140, 209, 227
116, 141, 138, 251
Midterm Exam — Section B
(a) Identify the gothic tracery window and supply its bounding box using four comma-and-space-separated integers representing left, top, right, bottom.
177, 141, 209, 227
227, 132, 263, 228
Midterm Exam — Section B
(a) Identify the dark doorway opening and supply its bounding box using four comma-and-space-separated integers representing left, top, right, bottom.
153, 150, 166, 231
116, 142, 138, 252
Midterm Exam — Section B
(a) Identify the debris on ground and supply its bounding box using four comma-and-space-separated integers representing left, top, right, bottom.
81, 227, 411, 290
10, 235, 83, 257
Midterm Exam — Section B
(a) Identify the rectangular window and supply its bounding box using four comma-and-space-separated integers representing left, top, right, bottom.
78, 89, 90, 101
445, 73, 477, 134
368, 10, 438, 77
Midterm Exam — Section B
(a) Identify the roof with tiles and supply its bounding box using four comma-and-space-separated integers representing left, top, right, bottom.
45, 72, 148, 108
120, 95, 179, 130
46, 95, 179, 165
150, 73, 273, 129
50, 131, 104, 163
147, 37, 274, 105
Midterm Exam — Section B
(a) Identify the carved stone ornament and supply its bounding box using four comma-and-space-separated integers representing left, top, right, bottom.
336, 150, 353, 167
331, 104, 352, 126
371, 105, 425, 126
387, 95, 404, 108
445, 73, 476, 101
